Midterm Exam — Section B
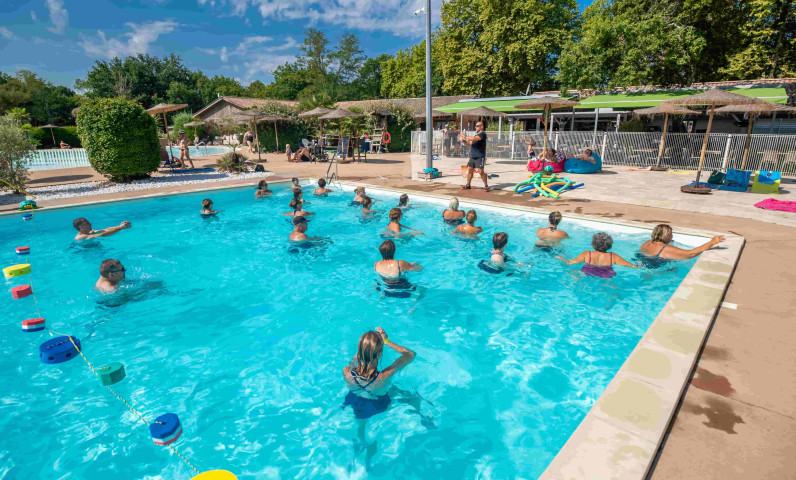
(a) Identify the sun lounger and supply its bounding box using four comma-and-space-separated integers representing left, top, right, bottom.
751, 170, 781, 194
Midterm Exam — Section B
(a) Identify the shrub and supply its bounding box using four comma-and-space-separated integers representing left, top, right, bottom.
170, 112, 203, 141
385, 106, 416, 152
0, 115, 36, 194
216, 151, 246, 173
22, 125, 82, 149
77, 98, 160, 181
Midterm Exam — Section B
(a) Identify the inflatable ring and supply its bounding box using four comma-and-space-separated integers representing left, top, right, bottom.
382, 132, 391, 144
4, 264, 31, 278
191, 471, 238, 480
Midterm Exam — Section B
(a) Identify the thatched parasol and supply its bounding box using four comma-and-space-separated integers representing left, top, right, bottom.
634, 105, 700, 170
299, 107, 333, 142
514, 98, 580, 151
146, 103, 189, 158
664, 89, 774, 193
319, 109, 364, 156
714, 102, 780, 169
40, 124, 58, 145
412, 109, 452, 120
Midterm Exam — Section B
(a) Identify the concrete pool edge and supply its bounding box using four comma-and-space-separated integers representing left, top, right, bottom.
338, 180, 744, 480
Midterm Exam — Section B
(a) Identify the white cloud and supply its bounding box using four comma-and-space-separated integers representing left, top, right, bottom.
198, 0, 441, 37
220, 46, 229, 62
46, 0, 68, 34
79, 21, 180, 59
0, 27, 13, 40
30, 10, 38, 22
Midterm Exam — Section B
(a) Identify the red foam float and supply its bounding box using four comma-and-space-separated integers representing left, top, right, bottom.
22, 318, 46, 332
12, 285, 32, 299
16, 246, 30, 255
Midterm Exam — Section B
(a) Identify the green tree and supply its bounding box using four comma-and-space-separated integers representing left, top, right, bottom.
381, 41, 444, 98
0, 70, 50, 118
30, 85, 78, 125
0, 114, 36, 193
197, 75, 244, 105
263, 63, 312, 100
346, 54, 391, 100
244, 80, 269, 98
722, 0, 796, 79
437, 0, 580, 95
166, 81, 203, 112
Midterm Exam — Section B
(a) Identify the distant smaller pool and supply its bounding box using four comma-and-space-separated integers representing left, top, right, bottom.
26, 146, 232, 171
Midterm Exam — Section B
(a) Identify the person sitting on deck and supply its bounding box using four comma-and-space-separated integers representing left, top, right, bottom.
95, 259, 126, 293
314, 178, 333, 196
556, 233, 637, 278
283, 198, 314, 218
573, 149, 598, 163
292, 145, 312, 162
73, 217, 131, 240
255, 180, 272, 197
536, 211, 569, 247
385, 208, 423, 236
452, 210, 483, 235
59, 140, 71, 149
442, 197, 466, 224
638, 224, 723, 266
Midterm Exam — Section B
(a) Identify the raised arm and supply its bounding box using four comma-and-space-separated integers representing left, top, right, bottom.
664, 236, 724, 259
97, 221, 132, 237
376, 327, 415, 380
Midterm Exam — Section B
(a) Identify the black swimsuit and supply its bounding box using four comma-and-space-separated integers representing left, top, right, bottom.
344, 371, 391, 419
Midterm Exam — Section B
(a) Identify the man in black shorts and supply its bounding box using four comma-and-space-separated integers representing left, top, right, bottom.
459, 121, 489, 191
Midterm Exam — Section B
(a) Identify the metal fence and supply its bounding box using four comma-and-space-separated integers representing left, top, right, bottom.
412, 130, 796, 175
24, 148, 90, 171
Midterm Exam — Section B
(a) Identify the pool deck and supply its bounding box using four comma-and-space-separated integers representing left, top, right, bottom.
3, 152, 796, 479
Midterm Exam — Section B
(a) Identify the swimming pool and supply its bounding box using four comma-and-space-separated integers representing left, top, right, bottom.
26, 146, 232, 171
0, 182, 701, 479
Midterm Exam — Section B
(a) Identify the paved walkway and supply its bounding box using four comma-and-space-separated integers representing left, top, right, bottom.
411, 154, 796, 228
3, 151, 795, 478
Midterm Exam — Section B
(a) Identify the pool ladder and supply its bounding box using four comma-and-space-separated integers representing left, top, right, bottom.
325, 155, 342, 188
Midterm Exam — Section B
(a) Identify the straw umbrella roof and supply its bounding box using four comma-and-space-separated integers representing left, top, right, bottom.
514, 97, 580, 110
371, 109, 392, 116
663, 89, 774, 110
456, 106, 507, 117
319, 109, 363, 120
634, 105, 699, 116
298, 106, 334, 118
413, 109, 452, 120
146, 103, 189, 115
183, 121, 205, 127
40, 124, 58, 129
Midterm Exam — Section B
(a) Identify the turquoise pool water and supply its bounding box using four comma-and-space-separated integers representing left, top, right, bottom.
0, 183, 697, 479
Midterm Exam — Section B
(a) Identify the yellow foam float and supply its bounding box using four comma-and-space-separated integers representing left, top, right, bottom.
190, 471, 237, 480
3, 264, 31, 278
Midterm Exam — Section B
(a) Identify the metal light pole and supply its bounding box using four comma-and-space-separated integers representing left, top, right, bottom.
424, 0, 433, 170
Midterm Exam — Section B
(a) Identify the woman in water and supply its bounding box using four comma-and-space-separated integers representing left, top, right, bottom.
374, 240, 422, 278
352, 186, 367, 204
397, 194, 411, 209
452, 210, 482, 235
314, 178, 333, 196
536, 211, 569, 246
639, 224, 724, 264
283, 198, 314, 218
441, 197, 466, 223
557, 232, 636, 278
200, 198, 218, 217
343, 326, 416, 421
386, 208, 423, 236
255, 180, 272, 197
361, 196, 381, 216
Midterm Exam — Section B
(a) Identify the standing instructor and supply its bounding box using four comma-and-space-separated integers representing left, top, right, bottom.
459, 121, 489, 191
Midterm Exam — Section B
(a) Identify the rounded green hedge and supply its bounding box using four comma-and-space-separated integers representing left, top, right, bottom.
76, 98, 160, 181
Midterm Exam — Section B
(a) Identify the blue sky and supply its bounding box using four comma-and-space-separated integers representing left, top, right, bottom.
1, 0, 590, 89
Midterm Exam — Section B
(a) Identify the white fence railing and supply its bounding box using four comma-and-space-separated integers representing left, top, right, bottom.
412, 130, 796, 175
24, 148, 91, 171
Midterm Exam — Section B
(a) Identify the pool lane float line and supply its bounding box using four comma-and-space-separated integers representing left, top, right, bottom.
4, 264, 31, 278
150, 413, 183, 446
191, 471, 238, 480
16, 246, 30, 255
98, 362, 126, 386
22, 213, 33, 221
39, 335, 81, 364
22, 318, 46, 332
12, 285, 33, 299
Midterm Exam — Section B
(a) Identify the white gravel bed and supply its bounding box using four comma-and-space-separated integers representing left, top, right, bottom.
2, 170, 274, 202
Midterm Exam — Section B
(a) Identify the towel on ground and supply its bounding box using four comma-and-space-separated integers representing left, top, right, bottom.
754, 198, 796, 213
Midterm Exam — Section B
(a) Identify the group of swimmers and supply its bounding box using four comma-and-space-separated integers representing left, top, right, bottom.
70, 179, 725, 424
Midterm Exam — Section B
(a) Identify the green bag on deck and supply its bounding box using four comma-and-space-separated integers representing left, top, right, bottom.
707, 170, 726, 185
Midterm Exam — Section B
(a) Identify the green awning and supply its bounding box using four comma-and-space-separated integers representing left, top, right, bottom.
575, 87, 787, 109
436, 87, 788, 114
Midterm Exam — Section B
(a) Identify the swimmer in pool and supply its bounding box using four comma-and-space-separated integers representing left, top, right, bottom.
201, 199, 218, 216
556, 232, 637, 278
441, 197, 466, 223
374, 240, 422, 278
293, 188, 308, 205
386, 208, 423, 236
361, 196, 381, 216
255, 180, 272, 197
343, 326, 416, 421
639, 224, 724, 261
490, 232, 512, 267
314, 178, 333, 196
452, 210, 482, 235
352, 186, 366, 204
95, 259, 126, 293
73, 217, 132, 240
283, 198, 314, 218
289, 216, 312, 241
536, 211, 569, 246
291, 177, 301, 192
397, 194, 412, 209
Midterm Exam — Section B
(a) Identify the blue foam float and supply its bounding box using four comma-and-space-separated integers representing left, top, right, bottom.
150, 413, 182, 446
22, 213, 33, 221
39, 336, 81, 364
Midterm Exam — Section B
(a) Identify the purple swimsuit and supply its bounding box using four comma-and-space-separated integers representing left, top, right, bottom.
581, 251, 616, 278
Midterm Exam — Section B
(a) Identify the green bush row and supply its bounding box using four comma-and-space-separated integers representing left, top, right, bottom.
21, 125, 82, 148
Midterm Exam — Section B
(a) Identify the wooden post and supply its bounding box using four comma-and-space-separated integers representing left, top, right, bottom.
48, 127, 56, 146
741, 115, 755, 170
656, 112, 669, 167
695, 103, 715, 184
542, 106, 549, 152
163, 113, 174, 159
254, 118, 261, 162
273, 120, 279, 152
